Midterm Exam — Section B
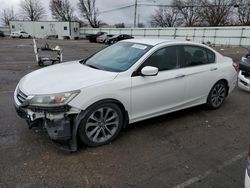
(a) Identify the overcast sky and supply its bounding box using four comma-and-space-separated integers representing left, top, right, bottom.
0, 0, 171, 26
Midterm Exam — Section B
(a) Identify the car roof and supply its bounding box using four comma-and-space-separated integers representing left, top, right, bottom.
124, 38, 195, 46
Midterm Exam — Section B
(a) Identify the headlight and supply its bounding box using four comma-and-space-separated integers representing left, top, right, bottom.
29, 90, 80, 107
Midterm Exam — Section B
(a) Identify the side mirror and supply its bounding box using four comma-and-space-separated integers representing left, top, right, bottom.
141, 66, 159, 76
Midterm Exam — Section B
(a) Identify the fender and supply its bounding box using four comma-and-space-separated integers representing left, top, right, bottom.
68, 99, 129, 152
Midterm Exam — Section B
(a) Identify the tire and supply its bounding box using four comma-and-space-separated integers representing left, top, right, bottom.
38, 60, 44, 67
206, 80, 227, 109
28, 35, 31, 38
19, 35, 23, 39
78, 103, 123, 147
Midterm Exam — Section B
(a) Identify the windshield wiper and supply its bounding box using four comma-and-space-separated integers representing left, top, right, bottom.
85, 63, 100, 70
79, 59, 86, 64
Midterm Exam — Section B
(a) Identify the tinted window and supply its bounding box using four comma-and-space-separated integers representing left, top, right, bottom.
207, 49, 216, 63
64, 26, 67, 30
41, 26, 44, 29
183, 46, 215, 67
142, 46, 179, 71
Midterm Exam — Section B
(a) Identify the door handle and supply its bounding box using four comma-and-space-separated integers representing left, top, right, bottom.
175, 74, 186, 79
210, 67, 218, 71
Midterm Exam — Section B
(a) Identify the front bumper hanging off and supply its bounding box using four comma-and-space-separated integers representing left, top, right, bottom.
15, 105, 80, 152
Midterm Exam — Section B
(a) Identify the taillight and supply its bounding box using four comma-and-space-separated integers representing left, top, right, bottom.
247, 146, 250, 176
233, 62, 239, 72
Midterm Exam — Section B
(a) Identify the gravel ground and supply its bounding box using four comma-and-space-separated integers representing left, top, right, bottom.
0, 38, 249, 188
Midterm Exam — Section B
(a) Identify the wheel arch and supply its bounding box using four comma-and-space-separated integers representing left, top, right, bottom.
85, 98, 129, 127
217, 78, 229, 96
69, 98, 129, 151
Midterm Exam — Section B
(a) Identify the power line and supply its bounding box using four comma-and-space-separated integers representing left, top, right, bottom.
99, 3, 250, 14
99, 4, 134, 14
98, 2, 250, 15
138, 3, 250, 8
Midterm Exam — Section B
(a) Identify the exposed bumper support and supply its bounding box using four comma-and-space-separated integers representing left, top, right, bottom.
15, 105, 80, 152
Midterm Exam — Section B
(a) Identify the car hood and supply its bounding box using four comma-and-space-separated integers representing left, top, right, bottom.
18, 61, 119, 95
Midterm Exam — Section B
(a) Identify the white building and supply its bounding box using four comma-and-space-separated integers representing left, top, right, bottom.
9, 21, 80, 39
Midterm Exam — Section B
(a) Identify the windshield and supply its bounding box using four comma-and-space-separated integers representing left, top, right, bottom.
84, 42, 152, 72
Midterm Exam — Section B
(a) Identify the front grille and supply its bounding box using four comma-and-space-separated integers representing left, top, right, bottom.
16, 89, 28, 104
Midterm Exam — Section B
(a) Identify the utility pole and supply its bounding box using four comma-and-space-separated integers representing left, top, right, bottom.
137, 13, 140, 27
134, 0, 138, 28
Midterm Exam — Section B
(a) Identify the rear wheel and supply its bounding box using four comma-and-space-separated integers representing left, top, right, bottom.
206, 81, 227, 109
78, 103, 123, 147
19, 35, 23, 39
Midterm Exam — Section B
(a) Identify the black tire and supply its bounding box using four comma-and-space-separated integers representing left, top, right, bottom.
19, 35, 23, 39
38, 60, 44, 67
78, 103, 123, 147
28, 35, 31, 38
206, 80, 227, 109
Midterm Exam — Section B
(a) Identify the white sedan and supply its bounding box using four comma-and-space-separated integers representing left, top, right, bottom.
14, 39, 237, 151
10, 31, 31, 38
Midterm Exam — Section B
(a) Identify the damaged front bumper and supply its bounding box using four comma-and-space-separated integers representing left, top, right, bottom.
14, 91, 81, 152
238, 71, 250, 92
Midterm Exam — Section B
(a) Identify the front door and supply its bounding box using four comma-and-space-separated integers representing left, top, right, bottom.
131, 45, 186, 122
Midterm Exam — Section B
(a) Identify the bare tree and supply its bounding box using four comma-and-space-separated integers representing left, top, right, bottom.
138, 22, 145, 28
150, 7, 179, 27
236, 0, 250, 25
115, 23, 125, 28
50, 0, 76, 21
199, 0, 236, 26
1, 8, 17, 26
20, 0, 46, 21
173, 0, 201, 26
78, 0, 101, 28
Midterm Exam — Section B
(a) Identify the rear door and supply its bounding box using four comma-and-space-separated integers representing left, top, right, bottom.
180, 45, 219, 105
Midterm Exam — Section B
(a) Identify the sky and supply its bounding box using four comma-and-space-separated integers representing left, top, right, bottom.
0, 0, 171, 26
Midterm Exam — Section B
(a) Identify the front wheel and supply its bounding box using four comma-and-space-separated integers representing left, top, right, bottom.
78, 103, 123, 147
206, 81, 227, 109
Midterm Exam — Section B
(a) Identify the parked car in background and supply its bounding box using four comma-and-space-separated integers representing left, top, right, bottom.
10, 31, 31, 38
86, 32, 107, 43
105, 34, 134, 45
96, 34, 114, 43
245, 146, 250, 188
14, 39, 237, 151
0, 30, 5, 37
238, 47, 250, 92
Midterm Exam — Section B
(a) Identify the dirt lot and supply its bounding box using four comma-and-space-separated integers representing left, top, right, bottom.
0, 38, 249, 188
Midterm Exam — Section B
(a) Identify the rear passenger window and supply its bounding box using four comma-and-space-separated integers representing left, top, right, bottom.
183, 46, 215, 67
142, 46, 179, 71
207, 49, 216, 63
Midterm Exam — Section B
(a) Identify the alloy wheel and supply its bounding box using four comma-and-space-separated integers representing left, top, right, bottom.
85, 107, 120, 143
210, 83, 226, 108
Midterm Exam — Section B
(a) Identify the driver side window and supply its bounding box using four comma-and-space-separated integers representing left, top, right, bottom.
142, 46, 179, 71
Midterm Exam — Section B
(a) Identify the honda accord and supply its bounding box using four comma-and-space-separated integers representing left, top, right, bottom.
14, 39, 238, 151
